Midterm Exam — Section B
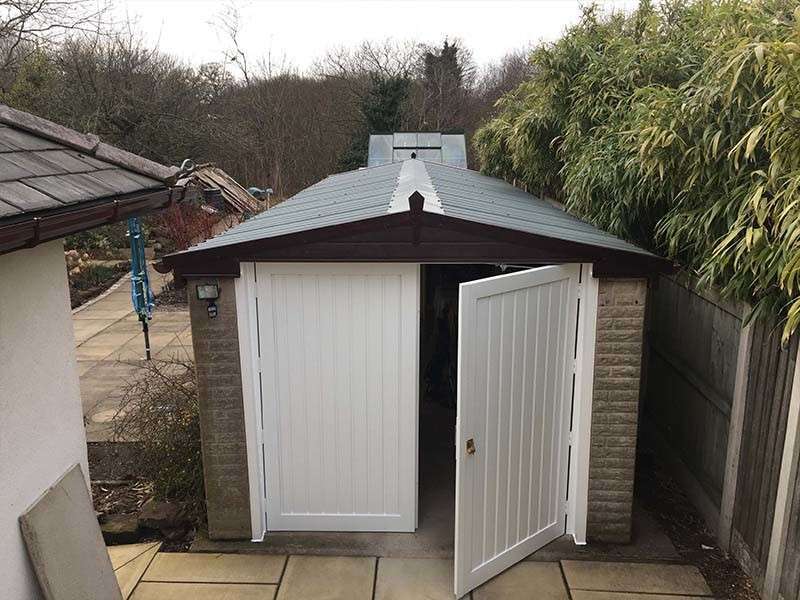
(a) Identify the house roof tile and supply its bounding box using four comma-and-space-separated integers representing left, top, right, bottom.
0, 104, 179, 219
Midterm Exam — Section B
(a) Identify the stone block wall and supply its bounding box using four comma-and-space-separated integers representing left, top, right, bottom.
188, 277, 252, 539
587, 278, 648, 543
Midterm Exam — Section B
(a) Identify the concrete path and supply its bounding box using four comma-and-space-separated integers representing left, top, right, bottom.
109, 547, 715, 600
73, 265, 192, 442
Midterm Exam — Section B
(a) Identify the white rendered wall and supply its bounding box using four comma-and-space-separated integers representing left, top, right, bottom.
0, 240, 89, 600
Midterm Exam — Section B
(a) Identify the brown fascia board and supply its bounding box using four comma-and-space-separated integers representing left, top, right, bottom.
164, 210, 674, 279
0, 104, 179, 182
0, 186, 195, 256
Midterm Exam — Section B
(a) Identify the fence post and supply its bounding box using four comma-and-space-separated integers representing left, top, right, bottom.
763, 347, 800, 598
719, 309, 753, 551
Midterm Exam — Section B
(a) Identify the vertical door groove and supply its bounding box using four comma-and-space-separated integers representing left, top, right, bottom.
456, 265, 579, 597
257, 264, 418, 532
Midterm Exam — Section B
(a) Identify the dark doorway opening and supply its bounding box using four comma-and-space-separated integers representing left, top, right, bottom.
416, 264, 505, 552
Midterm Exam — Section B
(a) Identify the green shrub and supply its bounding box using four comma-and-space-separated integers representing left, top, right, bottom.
66, 223, 131, 256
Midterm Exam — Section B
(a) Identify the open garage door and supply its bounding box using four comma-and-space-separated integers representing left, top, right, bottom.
455, 265, 579, 596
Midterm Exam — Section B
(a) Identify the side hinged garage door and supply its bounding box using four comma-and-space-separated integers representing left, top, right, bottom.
455, 264, 580, 596
253, 263, 419, 532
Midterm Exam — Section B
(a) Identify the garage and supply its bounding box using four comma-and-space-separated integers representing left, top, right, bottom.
165, 158, 670, 596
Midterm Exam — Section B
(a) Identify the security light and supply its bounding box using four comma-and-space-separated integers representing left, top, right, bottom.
196, 283, 219, 301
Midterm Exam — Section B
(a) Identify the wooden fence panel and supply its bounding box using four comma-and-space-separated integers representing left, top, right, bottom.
780, 447, 800, 599
646, 275, 742, 505
733, 317, 799, 579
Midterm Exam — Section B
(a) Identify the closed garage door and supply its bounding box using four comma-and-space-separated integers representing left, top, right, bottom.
252, 263, 419, 532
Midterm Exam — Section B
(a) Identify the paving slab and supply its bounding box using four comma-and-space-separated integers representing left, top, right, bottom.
132, 582, 277, 599
112, 543, 160, 599
78, 360, 99, 376
571, 592, 710, 600
19, 464, 122, 600
108, 542, 161, 570
74, 307, 133, 320
473, 562, 568, 600
561, 561, 712, 596
143, 553, 286, 584
73, 318, 117, 343
156, 340, 193, 360
82, 331, 141, 346
76, 344, 124, 360
277, 555, 376, 600
374, 557, 453, 600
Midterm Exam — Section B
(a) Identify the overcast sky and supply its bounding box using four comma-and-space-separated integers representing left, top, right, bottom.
113, 0, 639, 72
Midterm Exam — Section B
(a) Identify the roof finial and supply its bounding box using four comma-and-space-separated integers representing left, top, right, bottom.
408, 191, 424, 215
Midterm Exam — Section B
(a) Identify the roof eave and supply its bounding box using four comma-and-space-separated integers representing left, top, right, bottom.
163, 210, 674, 279
0, 185, 197, 256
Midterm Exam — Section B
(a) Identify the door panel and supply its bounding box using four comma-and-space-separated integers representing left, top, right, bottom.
255, 263, 419, 532
455, 265, 579, 596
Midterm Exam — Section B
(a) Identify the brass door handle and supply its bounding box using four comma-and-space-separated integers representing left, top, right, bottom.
466, 438, 476, 455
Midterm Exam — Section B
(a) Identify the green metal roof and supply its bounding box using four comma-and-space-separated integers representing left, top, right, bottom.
178, 159, 655, 259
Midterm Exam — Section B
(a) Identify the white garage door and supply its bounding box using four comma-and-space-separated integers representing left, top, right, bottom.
253, 263, 419, 532
455, 265, 580, 596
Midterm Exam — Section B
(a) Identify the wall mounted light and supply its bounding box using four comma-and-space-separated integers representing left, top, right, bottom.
196, 283, 220, 318
196, 283, 219, 300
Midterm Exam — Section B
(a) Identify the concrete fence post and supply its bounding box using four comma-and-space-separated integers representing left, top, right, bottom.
719, 307, 753, 552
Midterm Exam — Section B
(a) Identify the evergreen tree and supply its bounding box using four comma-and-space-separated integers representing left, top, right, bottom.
338, 74, 410, 171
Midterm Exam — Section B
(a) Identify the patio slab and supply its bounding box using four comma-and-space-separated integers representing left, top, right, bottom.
73, 318, 117, 343
156, 341, 193, 360
571, 593, 709, 600
76, 343, 124, 360
143, 553, 286, 584
561, 561, 712, 596
473, 562, 569, 600
132, 582, 277, 599
111, 543, 160, 599
78, 360, 98, 376
108, 542, 160, 570
276, 555, 376, 600
74, 307, 134, 320
19, 464, 121, 600
374, 557, 453, 600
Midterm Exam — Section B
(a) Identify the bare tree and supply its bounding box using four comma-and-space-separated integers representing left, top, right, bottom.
316, 39, 420, 81
0, 0, 108, 79
214, 2, 252, 84
476, 47, 534, 102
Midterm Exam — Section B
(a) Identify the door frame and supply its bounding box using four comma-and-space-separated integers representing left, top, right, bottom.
235, 261, 267, 541
236, 261, 597, 543
568, 263, 599, 545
